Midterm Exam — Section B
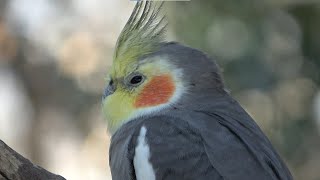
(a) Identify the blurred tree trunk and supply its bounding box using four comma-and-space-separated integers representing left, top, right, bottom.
0, 140, 65, 180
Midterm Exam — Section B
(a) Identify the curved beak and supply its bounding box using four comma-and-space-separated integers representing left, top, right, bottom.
102, 84, 116, 100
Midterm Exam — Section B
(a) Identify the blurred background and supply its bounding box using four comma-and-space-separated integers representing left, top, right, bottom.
0, 0, 319, 179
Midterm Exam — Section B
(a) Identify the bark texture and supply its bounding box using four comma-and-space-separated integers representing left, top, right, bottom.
0, 140, 66, 180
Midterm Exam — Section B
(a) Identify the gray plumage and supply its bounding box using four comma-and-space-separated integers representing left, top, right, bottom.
109, 43, 293, 180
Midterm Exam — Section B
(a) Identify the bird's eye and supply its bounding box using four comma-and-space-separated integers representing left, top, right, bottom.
130, 75, 143, 85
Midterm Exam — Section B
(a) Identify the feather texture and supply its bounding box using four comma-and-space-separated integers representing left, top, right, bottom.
114, 1, 167, 64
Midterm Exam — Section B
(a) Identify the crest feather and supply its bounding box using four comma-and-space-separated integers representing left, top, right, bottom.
114, 1, 167, 63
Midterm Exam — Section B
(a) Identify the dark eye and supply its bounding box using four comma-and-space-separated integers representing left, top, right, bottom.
130, 75, 143, 85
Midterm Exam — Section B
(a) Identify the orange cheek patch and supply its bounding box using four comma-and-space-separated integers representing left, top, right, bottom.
134, 74, 175, 108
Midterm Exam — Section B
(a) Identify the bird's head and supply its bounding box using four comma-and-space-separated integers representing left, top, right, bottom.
102, 1, 225, 133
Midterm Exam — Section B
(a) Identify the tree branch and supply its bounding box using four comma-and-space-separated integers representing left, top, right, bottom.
0, 140, 66, 180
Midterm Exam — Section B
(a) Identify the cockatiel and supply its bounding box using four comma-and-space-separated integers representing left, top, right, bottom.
102, 1, 293, 180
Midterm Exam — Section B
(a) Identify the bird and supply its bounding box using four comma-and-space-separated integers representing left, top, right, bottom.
102, 1, 293, 180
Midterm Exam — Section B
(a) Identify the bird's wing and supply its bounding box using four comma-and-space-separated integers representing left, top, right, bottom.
110, 108, 292, 180
142, 111, 292, 180
187, 98, 293, 180
109, 122, 137, 180
110, 115, 221, 180
138, 115, 223, 180
187, 111, 276, 180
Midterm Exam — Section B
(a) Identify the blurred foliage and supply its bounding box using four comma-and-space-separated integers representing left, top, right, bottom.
0, 0, 319, 180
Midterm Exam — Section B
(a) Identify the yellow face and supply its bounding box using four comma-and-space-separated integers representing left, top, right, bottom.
102, 57, 184, 133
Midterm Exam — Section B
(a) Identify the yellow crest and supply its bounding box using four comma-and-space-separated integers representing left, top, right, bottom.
113, 1, 167, 74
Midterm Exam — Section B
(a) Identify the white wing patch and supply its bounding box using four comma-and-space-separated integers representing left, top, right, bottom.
133, 126, 156, 180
